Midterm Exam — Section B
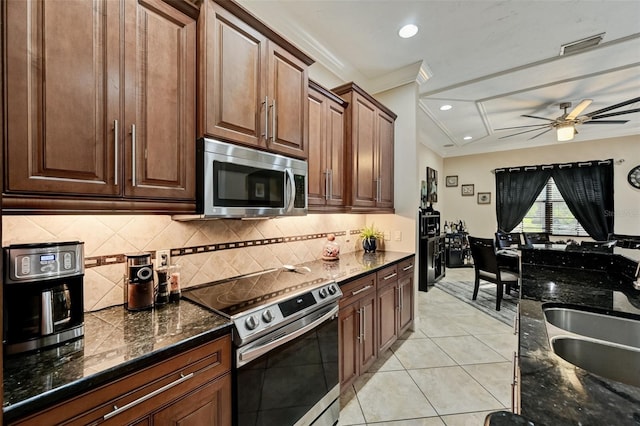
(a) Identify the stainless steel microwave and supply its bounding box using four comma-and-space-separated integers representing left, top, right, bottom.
179, 138, 307, 219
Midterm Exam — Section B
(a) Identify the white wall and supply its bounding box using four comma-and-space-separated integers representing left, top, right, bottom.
442, 135, 640, 239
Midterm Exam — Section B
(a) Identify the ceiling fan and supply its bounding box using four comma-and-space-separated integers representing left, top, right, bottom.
495, 97, 640, 141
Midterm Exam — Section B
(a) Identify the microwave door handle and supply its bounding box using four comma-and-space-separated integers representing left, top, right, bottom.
285, 168, 296, 212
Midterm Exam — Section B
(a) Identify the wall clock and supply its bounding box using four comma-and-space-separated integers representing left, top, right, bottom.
628, 165, 640, 189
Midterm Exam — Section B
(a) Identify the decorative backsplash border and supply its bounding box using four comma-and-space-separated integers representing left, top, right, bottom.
84, 229, 359, 269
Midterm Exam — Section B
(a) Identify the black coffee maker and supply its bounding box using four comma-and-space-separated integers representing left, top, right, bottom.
3, 241, 85, 355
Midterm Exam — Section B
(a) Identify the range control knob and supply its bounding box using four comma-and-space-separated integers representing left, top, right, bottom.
328, 284, 338, 295
262, 310, 274, 323
318, 287, 328, 299
245, 315, 259, 331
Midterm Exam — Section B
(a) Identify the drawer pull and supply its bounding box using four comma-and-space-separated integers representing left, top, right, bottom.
103, 372, 194, 420
351, 284, 373, 296
383, 272, 397, 281
402, 264, 414, 271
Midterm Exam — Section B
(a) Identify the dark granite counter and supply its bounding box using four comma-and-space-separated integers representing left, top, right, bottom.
3, 300, 232, 422
518, 249, 640, 425
3, 250, 413, 422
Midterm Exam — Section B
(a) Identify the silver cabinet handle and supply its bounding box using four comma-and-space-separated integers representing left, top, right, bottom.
402, 264, 414, 271
103, 372, 194, 420
357, 307, 363, 342
399, 284, 403, 310
113, 120, 119, 186
352, 284, 373, 296
361, 307, 366, 342
329, 169, 333, 200
263, 96, 269, 139
383, 272, 397, 281
271, 99, 276, 142
324, 169, 330, 200
130, 124, 136, 187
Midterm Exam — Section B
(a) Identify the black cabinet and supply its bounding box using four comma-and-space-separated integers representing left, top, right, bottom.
445, 232, 473, 268
418, 210, 445, 291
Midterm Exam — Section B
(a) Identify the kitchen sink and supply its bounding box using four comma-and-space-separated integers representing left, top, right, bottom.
543, 305, 640, 348
550, 337, 640, 387
543, 304, 640, 386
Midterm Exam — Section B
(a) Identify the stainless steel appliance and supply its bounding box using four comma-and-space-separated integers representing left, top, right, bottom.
175, 138, 308, 220
124, 253, 155, 311
183, 266, 342, 426
3, 241, 84, 355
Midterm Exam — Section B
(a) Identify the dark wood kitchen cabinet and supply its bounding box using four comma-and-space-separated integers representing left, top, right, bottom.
199, 0, 313, 159
9, 335, 232, 426
3, 0, 197, 213
376, 256, 415, 353
332, 82, 396, 212
339, 273, 377, 390
307, 80, 347, 211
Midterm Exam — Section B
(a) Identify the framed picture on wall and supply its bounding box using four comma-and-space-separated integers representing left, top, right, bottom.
445, 175, 458, 187
461, 184, 474, 196
426, 167, 438, 203
477, 192, 491, 204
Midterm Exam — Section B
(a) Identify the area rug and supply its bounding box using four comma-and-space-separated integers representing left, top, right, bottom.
434, 280, 518, 326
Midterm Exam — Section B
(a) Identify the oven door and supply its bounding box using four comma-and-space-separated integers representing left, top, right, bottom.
235, 304, 339, 426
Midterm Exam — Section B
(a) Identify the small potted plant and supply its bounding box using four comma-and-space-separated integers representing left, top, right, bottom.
360, 224, 383, 253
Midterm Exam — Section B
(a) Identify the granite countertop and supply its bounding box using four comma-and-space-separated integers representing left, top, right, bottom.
518, 257, 640, 425
3, 300, 232, 422
3, 250, 414, 422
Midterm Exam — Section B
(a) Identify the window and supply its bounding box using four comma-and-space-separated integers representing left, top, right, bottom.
515, 178, 588, 237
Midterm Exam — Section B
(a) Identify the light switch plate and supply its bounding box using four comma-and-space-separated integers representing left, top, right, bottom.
156, 249, 170, 267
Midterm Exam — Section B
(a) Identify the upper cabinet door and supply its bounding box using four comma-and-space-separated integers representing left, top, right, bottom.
199, 2, 267, 148
199, 0, 312, 159
124, 0, 196, 200
376, 110, 395, 209
5, 0, 121, 196
266, 44, 309, 159
351, 94, 378, 208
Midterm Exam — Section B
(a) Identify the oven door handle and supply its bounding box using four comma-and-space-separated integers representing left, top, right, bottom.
237, 305, 339, 367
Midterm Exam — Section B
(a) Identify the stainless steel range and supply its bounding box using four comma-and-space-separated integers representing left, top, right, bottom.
183, 266, 342, 426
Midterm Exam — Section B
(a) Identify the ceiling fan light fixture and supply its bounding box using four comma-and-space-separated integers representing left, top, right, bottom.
556, 124, 575, 141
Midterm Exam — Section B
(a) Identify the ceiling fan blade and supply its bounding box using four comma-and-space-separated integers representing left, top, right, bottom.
583, 120, 629, 124
521, 114, 555, 122
498, 127, 553, 139
494, 124, 549, 131
566, 99, 593, 120
589, 108, 640, 120
527, 128, 552, 140
585, 97, 640, 118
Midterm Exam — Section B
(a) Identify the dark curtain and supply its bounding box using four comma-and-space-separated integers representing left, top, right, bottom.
552, 161, 614, 241
495, 168, 551, 232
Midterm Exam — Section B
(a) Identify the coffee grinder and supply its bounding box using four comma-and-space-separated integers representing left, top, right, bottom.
124, 253, 154, 311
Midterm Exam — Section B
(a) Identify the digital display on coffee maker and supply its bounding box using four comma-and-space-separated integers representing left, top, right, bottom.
40, 254, 56, 262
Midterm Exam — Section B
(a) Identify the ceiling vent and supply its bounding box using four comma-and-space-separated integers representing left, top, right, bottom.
560, 33, 605, 55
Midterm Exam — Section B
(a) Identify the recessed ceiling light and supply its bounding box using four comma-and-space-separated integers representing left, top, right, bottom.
398, 24, 418, 39
440, 105, 452, 111
463, 136, 472, 140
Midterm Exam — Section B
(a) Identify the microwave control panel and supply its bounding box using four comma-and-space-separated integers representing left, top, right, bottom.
4, 241, 84, 283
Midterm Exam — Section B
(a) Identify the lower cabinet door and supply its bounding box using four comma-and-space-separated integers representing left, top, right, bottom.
360, 294, 377, 373
153, 373, 232, 425
377, 282, 398, 353
339, 302, 360, 389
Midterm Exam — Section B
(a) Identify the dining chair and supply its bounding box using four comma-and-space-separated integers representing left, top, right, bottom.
523, 232, 550, 247
468, 236, 520, 311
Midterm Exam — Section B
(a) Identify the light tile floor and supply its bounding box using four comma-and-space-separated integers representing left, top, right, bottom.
339, 268, 517, 425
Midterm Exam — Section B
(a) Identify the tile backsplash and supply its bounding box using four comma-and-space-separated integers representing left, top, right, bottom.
3, 214, 366, 311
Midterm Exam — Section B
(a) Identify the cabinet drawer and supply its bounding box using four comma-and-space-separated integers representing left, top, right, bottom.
12, 335, 232, 426
376, 264, 398, 288
340, 273, 376, 307
398, 257, 415, 278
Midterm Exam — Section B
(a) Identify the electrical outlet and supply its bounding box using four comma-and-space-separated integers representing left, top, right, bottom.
156, 249, 170, 268
384, 231, 391, 241
394, 231, 402, 241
